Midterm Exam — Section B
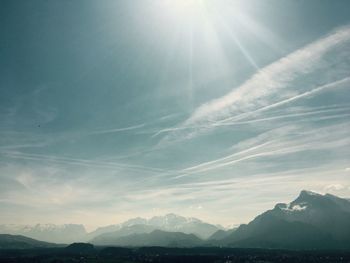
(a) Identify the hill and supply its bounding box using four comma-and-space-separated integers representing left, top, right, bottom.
0, 234, 60, 249
92, 229, 203, 247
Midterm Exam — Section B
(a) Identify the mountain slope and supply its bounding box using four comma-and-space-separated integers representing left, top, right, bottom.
208, 228, 237, 241
0, 224, 87, 244
146, 214, 221, 239
221, 190, 350, 249
91, 213, 221, 242
91, 224, 157, 245
92, 230, 203, 247
0, 234, 60, 249
0, 214, 221, 243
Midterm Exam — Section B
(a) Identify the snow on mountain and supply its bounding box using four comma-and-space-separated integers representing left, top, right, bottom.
0, 214, 222, 243
121, 217, 148, 227
91, 213, 223, 242
220, 190, 350, 249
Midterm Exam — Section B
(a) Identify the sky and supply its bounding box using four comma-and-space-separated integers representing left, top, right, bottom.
0, 0, 350, 231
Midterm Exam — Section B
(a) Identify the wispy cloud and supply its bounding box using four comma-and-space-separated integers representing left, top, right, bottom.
120, 164, 350, 225
88, 124, 146, 135
215, 77, 350, 124
0, 151, 168, 175
170, 120, 350, 179
159, 26, 350, 142
153, 80, 350, 137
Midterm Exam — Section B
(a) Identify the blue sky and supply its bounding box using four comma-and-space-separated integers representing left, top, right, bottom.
1, 0, 350, 230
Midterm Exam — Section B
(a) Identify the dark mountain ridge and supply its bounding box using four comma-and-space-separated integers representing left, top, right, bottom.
220, 190, 350, 249
0, 234, 61, 249
92, 229, 203, 247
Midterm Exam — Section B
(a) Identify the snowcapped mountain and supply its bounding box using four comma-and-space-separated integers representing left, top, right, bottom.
146, 213, 222, 238
90, 213, 223, 244
0, 214, 222, 244
271, 190, 350, 241
0, 224, 87, 244
220, 190, 350, 249
122, 217, 148, 227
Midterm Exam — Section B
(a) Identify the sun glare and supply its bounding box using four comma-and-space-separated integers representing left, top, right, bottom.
172, 0, 205, 10
162, 0, 208, 21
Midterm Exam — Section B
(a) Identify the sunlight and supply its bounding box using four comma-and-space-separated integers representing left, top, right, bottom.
172, 0, 204, 9
2, 0, 350, 258
153, 0, 262, 104
160, 0, 209, 22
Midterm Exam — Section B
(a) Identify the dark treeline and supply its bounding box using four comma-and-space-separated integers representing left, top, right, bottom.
1, 246, 350, 263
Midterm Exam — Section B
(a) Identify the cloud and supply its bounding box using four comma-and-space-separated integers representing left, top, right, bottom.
159, 26, 350, 142
324, 184, 346, 191
171, 120, 350, 179
88, 124, 146, 135
188, 26, 350, 122
152, 103, 350, 137
215, 77, 350, 124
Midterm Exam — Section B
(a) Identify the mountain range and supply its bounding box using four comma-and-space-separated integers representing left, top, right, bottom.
0, 213, 222, 244
96, 229, 204, 247
1, 190, 349, 249
90, 213, 222, 245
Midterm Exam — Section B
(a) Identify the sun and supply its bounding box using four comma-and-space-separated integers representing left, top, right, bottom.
162, 0, 208, 21
172, 0, 205, 10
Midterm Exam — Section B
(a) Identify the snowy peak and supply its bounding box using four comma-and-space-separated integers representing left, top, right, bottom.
121, 217, 148, 227
118, 213, 204, 229
274, 190, 350, 215
220, 191, 350, 249
90, 213, 221, 242
289, 190, 350, 211
300, 190, 321, 197
148, 213, 201, 228
295, 190, 322, 202
88, 213, 217, 240
122, 213, 218, 238
290, 190, 319, 205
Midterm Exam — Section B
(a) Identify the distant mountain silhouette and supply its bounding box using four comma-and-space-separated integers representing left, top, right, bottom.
91, 224, 157, 245
92, 229, 203, 247
218, 190, 350, 249
0, 224, 87, 244
90, 213, 221, 241
146, 214, 221, 238
0, 234, 60, 249
208, 228, 237, 241
0, 214, 220, 244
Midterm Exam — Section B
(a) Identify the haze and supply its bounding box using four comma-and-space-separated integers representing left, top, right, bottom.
0, 0, 350, 231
